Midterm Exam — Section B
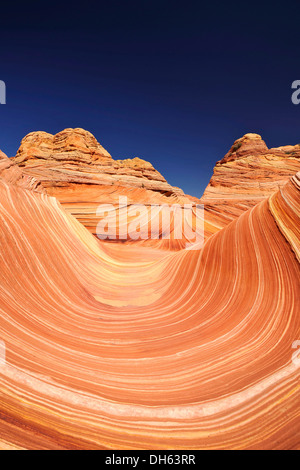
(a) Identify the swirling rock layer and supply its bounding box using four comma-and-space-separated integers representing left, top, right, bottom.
0, 158, 299, 449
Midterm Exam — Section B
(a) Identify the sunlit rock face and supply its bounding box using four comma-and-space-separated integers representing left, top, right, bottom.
12, 128, 190, 196
0, 132, 299, 449
12, 128, 198, 238
0, 148, 42, 191
201, 133, 300, 228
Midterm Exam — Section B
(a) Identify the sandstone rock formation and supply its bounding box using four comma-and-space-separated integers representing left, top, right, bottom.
12, 129, 300, 241
0, 131, 300, 449
12, 128, 197, 237
13, 128, 189, 196
0, 148, 42, 192
0, 167, 299, 449
201, 133, 300, 228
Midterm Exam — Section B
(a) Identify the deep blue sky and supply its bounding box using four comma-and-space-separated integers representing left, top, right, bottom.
0, 1, 299, 197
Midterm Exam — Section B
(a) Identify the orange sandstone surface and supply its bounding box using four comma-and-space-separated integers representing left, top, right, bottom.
201, 133, 300, 229
12, 128, 197, 237
0, 131, 299, 449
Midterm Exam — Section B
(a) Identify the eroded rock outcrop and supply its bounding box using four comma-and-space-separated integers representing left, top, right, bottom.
12, 128, 196, 235
0, 148, 42, 192
0, 128, 300, 449
11, 129, 300, 240
201, 133, 300, 227
13, 128, 187, 196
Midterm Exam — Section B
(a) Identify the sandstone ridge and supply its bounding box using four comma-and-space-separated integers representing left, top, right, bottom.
13, 128, 185, 197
